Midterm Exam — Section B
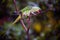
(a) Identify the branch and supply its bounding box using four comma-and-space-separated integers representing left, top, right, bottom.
13, 0, 27, 31
26, 17, 31, 40
20, 19, 27, 32
13, 0, 19, 14
27, 16, 31, 31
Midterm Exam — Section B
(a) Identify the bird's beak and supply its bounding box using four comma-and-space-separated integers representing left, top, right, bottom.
37, 10, 41, 13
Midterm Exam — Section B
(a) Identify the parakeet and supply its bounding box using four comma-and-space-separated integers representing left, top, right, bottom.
12, 4, 41, 25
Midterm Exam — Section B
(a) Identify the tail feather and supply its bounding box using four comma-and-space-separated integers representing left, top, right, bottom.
12, 15, 21, 25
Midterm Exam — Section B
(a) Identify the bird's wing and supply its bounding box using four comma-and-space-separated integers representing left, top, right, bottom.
12, 6, 31, 25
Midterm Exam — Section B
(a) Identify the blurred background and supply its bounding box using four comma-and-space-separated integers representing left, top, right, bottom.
0, 0, 60, 40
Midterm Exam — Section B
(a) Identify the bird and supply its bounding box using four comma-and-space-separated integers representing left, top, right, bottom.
12, 2, 41, 25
